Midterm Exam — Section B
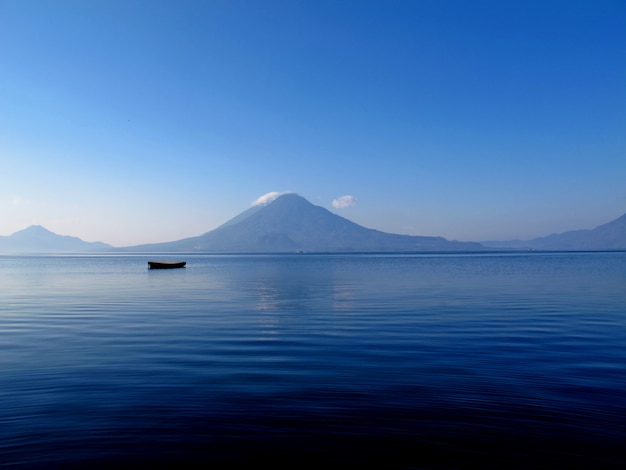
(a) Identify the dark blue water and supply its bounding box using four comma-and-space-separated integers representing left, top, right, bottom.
1, 253, 625, 468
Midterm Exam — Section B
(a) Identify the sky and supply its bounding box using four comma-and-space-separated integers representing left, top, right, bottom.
1, 0, 625, 246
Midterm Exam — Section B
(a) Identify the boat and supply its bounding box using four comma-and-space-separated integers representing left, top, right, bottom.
148, 261, 186, 269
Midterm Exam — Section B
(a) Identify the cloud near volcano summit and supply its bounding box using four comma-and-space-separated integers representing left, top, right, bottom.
251, 191, 284, 206
332, 195, 357, 208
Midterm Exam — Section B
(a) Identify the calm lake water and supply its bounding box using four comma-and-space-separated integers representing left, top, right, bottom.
1, 252, 625, 468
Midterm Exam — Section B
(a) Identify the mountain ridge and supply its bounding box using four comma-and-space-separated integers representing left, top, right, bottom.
483, 212, 626, 250
2, 196, 625, 253
0, 225, 112, 253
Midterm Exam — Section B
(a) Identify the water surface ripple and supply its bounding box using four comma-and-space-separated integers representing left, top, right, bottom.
1, 253, 625, 468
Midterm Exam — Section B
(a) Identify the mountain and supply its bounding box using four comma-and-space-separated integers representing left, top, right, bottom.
126, 193, 485, 252
5, 201, 623, 254
483, 212, 626, 250
0, 225, 112, 253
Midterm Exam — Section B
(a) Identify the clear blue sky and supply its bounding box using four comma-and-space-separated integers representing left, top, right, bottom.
2, 0, 625, 246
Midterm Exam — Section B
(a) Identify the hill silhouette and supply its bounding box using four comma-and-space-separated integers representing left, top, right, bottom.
0, 225, 112, 253
483, 212, 626, 250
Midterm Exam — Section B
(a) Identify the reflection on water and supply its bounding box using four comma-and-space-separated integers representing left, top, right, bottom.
0, 253, 625, 468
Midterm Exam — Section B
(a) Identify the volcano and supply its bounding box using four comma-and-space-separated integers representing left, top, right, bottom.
127, 193, 485, 252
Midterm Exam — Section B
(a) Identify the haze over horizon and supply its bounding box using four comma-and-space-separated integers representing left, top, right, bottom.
2, 1, 625, 246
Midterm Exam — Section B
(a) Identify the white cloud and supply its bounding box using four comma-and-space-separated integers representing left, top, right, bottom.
251, 191, 282, 206
332, 195, 357, 209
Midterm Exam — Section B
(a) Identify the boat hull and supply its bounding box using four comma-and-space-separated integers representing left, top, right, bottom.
148, 261, 186, 269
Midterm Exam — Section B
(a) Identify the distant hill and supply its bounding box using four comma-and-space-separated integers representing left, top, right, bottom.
126, 193, 486, 252
0, 225, 112, 253
483, 213, 626, 250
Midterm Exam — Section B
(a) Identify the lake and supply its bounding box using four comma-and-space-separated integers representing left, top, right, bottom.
1, 252, 625, 468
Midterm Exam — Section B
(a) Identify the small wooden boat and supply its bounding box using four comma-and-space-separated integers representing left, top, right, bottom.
148, 261, 186, 269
